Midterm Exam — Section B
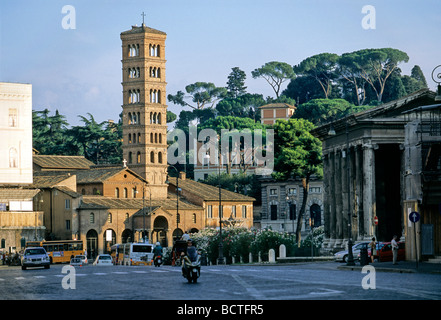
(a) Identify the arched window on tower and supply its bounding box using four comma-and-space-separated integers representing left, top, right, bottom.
150, 151, 155, 163
158, 152, 163, 164
9, 147, 18, 168
137, 151, 141, 163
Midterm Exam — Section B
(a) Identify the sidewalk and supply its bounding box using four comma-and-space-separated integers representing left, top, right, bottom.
337, 260, 441, 274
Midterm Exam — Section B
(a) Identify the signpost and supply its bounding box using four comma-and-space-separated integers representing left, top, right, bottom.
409, 211, 420, 268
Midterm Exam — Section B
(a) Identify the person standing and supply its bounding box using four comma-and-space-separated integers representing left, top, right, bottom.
369, 237, 377, 263
391, 235, 399, 265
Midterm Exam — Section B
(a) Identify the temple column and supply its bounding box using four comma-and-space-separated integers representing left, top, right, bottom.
362, 144, 376, 240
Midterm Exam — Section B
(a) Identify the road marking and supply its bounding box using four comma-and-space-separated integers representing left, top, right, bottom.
93, 273, 108, 276
132, 271, 147, 273
231, 274, 265, 300
33, 276, 46, 279
15, 277, 25, 280
309, 288, 344, 296
112, 271, 128, 274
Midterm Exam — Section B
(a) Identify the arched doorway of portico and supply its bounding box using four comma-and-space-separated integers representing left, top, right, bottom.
121, 229, 133, 243
86, 229, 98, 260
152, 216, 168, 247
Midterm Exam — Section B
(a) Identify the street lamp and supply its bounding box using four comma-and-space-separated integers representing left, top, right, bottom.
204, 152, 225, 265
167, 165, 181, 241
432, 65, 441, 101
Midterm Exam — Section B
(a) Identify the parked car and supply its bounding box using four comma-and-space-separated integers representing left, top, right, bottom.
334, 242, 369, 263
21, 247, 50, 270
372, 241, 405, 262
93, 254, 113, 266
76, 254, 88, 265
70, 257, 83, 267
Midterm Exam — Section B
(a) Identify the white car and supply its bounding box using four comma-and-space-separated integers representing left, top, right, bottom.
334, 242, 369, 263
70, 257, 83, 267
93, 254, 113, 266
21, 247, 50, 270
75, 254, 88, 265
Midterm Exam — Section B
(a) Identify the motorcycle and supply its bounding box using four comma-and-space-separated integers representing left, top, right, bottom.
181, 251, 201, 283
154, 255, 163, 267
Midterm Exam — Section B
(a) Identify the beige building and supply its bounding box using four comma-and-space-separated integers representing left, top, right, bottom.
120, 23, 168, 200
0, 82, 33, 184
25, 22, 255, 258
0, 82, 45, 252
259, 103, 296, 125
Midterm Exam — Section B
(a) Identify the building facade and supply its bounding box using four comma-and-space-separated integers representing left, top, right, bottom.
0, 83, 45, 252
259, 177, 323, 236
312, 89, 440, 259
120, 23, 168, 200
259, 103, 296, 125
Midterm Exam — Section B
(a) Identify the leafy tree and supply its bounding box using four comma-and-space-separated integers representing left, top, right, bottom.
292, 99, 370, 126
199, 116, 268, 174
272, 118, 323, 246
167, 82, 227, 110
338, 52, 369, 106
215, 93, 265, 120
32, 109, 70, 155
251, 61, 295, 98
294, 53, 340, 99
410, 65, 428, 88
282, 76, 324, 105
351, 48, 409, 103
226, 67, 247, 98
166, 110, 177, 123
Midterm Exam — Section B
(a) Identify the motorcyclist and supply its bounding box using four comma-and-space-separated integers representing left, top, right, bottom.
181, 239, 199, 275
153, 242, 163, 266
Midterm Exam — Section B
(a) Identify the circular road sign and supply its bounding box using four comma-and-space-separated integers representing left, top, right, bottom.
409, 211, 420, 223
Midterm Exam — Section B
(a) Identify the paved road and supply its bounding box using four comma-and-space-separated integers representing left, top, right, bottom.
0, 262, 440, 301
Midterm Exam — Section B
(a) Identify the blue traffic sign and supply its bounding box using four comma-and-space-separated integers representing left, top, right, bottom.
409, 211, 420, 223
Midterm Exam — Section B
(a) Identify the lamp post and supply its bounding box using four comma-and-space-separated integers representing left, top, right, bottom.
204, 152, 225, 265
432, 65, 441, 101
167, 165, 181, 241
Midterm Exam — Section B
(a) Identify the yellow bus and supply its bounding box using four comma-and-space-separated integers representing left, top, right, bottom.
110, 243, 153, 266
25, 240, 84, 264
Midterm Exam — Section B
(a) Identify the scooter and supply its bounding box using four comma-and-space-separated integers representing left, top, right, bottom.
181, 252, 201, 283
154, 255, 163, 267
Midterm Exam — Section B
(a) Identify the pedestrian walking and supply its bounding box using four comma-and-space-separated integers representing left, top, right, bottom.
369, 237, 377, 263
391, 235, 399, 265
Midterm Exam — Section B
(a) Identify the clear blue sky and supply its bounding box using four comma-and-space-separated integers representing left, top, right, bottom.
1, 0, 440, 126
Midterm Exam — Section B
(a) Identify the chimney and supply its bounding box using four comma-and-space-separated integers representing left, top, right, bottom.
179, 171, 186, 180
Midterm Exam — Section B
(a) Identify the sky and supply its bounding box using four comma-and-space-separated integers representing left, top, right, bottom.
0, 0, 440, 126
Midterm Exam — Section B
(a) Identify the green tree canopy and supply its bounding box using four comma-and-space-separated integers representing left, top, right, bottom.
294, 53, 340, 99
272, 118, 323, 245
226, 67, 247, 98
292, 98, 371, 126
251, 61, 295, 98
167, 82, 227, 110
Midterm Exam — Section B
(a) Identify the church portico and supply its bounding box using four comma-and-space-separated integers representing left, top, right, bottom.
314, 89, 437, 251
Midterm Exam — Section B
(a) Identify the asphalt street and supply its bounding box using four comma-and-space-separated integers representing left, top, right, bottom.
0, 262, 440, 301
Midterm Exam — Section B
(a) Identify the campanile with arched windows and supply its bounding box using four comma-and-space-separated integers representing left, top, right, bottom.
121, 23, 168, 199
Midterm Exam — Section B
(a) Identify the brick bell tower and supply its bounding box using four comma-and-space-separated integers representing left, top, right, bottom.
120, 21, 168, 199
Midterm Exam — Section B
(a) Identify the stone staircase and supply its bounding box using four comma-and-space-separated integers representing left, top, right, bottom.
427, 255, 441, 264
